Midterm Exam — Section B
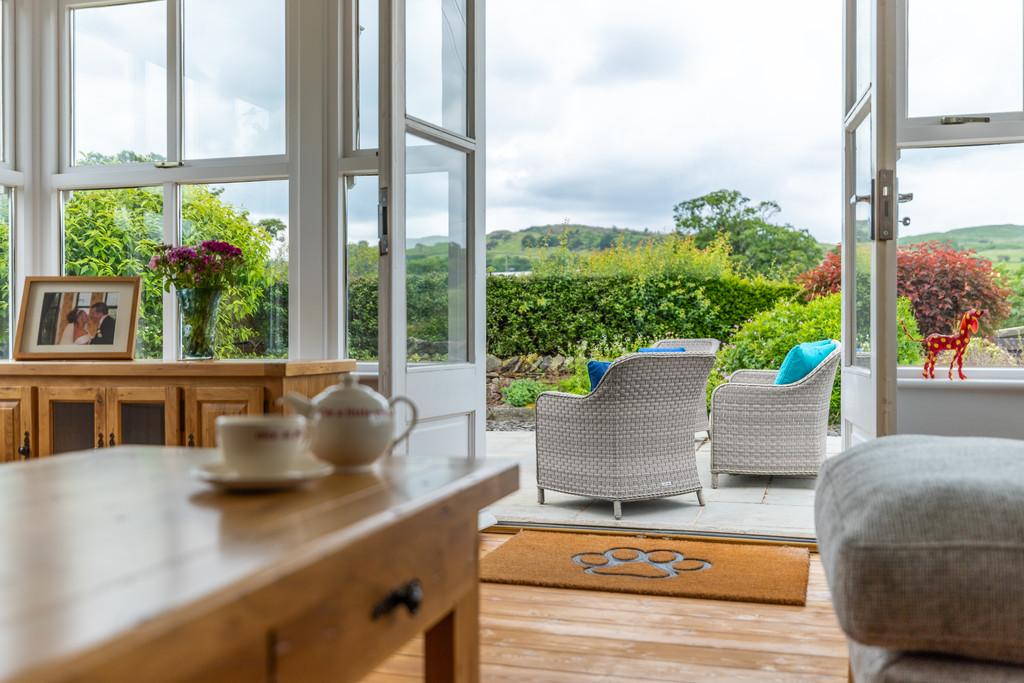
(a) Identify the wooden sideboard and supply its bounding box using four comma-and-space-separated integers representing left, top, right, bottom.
0, 359, 355, 460
0, 448, 518, 683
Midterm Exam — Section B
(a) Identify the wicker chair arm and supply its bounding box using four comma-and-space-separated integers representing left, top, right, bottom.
726, 369, 779, 384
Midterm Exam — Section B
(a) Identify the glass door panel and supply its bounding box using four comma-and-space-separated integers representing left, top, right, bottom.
907, 0, 1023, 118
853, 120, 873, 368
405, 134, 468, 364
344, 176, 381, 361
405, 0, 468, 134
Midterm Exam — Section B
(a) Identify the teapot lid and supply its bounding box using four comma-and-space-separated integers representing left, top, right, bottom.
314, 372, 389, 411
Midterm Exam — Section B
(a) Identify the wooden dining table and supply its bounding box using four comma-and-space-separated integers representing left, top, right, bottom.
0, 447, 518, 683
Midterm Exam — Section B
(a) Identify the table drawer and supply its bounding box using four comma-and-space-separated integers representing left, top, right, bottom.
273, 505, 478, 683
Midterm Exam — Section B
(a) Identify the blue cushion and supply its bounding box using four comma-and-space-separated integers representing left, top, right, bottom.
775, 340, 837, 385
638, 346, 686, 353
587, 360, 613, 391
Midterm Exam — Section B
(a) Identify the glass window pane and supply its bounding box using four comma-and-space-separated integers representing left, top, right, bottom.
357, 0, 379, 149
183, 0, 286, 159
908, 0, 1024, 118
71, 1, 167, 166
853, 121, 872, 368
0, 188, 10, 359
345, 176, 379, 360
62, 187, 164, 359
898, 145, 1024, 370
406, 134, 468, 363
855, 0, 870, 100
406, 0, 468, 135
180, 180, 288, 358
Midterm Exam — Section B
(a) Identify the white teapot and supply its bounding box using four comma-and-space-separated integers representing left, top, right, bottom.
282, 375, 418, 471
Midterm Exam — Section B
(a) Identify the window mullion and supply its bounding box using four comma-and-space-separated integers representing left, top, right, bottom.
161, 182, 178, 360
166, 0, 181, 164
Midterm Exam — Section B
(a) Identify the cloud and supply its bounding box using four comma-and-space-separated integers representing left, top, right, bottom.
486, 0, 844, 241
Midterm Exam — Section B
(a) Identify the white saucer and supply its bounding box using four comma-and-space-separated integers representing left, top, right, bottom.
192, 458, 334, 492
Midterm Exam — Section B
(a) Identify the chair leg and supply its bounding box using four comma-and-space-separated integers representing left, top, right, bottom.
613, 501, 622, 520
711, 473, 719, 489
537, 487, 545, 504
696, 489, 705, 506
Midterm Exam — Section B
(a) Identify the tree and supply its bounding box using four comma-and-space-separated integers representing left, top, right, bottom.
62, 162, 286, 358
798, 241, 1012, 336
673, 189, 823, 279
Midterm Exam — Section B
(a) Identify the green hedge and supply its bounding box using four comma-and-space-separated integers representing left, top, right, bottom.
346, 272, 799, 360
485, 273, 799, 357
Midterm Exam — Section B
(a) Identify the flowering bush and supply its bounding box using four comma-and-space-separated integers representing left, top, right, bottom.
148, 240, 245, 291
798, 241, 1011, 336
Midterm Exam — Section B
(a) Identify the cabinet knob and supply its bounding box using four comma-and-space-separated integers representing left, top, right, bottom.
17, 432, 30, 459
371, 579, 423, 619
109, 432, 116, 447
97, 433, 105, 448
187, 433, 195, 448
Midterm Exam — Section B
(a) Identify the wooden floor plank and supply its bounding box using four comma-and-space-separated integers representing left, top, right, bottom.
367, 533, 848, 682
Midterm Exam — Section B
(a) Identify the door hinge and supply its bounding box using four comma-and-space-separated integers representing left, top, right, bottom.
378, 187, 390, 256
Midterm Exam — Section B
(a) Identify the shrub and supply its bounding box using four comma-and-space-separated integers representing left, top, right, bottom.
557, 338, 652, 395
712, 293, 923, 423
502, 379, 553, 407
798, 242, 1011, 336
486, 272, 799, 358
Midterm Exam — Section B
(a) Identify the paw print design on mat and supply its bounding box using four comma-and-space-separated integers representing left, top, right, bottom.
571, 547, 712, 579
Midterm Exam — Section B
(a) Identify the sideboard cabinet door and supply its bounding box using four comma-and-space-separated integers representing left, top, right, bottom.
106, 387, 180, 447
0, 388, 34, 462
38, 387, 106, 457
184, 387, 263, 448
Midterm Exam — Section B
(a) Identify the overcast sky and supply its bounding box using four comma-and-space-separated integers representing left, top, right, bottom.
73, 0, 1024, 245
486, 0, 1024, 243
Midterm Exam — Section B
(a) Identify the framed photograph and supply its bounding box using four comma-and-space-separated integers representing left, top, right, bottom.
14, 277, 142, 360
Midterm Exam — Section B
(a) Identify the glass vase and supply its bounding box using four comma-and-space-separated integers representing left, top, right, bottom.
177, 287, 223, 360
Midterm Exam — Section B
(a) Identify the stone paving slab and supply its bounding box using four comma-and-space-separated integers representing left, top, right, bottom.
487, 430, 838, 539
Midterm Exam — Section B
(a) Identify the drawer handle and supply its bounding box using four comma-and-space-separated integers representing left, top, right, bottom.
17, 432, 31, 459
371, 579, 423, 619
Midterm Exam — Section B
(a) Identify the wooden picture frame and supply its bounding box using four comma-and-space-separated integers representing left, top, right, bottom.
14, 277, 142, 360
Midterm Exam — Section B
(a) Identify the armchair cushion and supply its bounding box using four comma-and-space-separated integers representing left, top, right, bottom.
587, 360, 612, 390
639, 346, 686, 353
775, 340, 837, 385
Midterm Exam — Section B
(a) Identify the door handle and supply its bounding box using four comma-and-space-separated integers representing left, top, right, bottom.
17, 432, 30, 459
109, 432, 116, 447
898, 192, 914, 203
849, 194, 871, 205
97, 433, 105, 448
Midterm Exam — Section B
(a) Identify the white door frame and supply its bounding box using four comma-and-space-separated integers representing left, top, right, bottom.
378, 0, 486, 460
841, 0, 900, 446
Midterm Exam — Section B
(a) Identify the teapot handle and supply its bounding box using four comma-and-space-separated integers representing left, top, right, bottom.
388, 396, 419, 450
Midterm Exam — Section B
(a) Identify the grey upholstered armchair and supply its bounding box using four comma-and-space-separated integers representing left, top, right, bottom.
709, 342, 840, 488
652, 338, 720, 433
535, 352, 716, 519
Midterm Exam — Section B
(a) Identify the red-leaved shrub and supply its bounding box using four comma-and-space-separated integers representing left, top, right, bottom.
798, 241, 1011, 336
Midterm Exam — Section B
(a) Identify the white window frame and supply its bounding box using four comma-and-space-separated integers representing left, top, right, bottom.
338, 0, 380, 374
896, 0, 1024, 148
893, 0, 1024, 381
21, 0, 339, 361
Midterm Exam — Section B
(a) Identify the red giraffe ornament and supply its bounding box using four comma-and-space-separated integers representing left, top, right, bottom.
901, 308, 984, 380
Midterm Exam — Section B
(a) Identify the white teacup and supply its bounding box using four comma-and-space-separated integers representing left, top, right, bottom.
215, 415, 309, 477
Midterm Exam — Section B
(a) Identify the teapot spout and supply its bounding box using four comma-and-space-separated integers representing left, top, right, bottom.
281, 392, 315, 418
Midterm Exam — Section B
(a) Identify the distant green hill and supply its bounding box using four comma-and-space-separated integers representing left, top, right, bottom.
485, 224, 663, 272
899, 224, 1024, 264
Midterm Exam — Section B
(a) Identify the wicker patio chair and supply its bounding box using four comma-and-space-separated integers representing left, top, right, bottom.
652, 338, 721, 433
709, 341, 841, 488
535, 351, 716, 519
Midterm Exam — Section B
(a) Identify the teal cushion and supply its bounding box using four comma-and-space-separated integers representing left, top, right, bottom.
775, 340, 837, 385
587, 360, 612, 391
638, 346, 686, 353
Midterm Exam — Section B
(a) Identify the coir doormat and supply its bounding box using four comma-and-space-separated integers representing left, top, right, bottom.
480, 531, 810, 606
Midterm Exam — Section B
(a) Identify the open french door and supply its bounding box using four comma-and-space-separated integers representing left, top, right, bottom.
841, 0, 903, 445
378, 0, 486, 459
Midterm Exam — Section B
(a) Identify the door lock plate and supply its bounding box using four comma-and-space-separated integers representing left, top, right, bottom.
875, 169, 895, 241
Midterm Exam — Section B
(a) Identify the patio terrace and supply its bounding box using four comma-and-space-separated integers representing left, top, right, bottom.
487, 431, 842, 539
